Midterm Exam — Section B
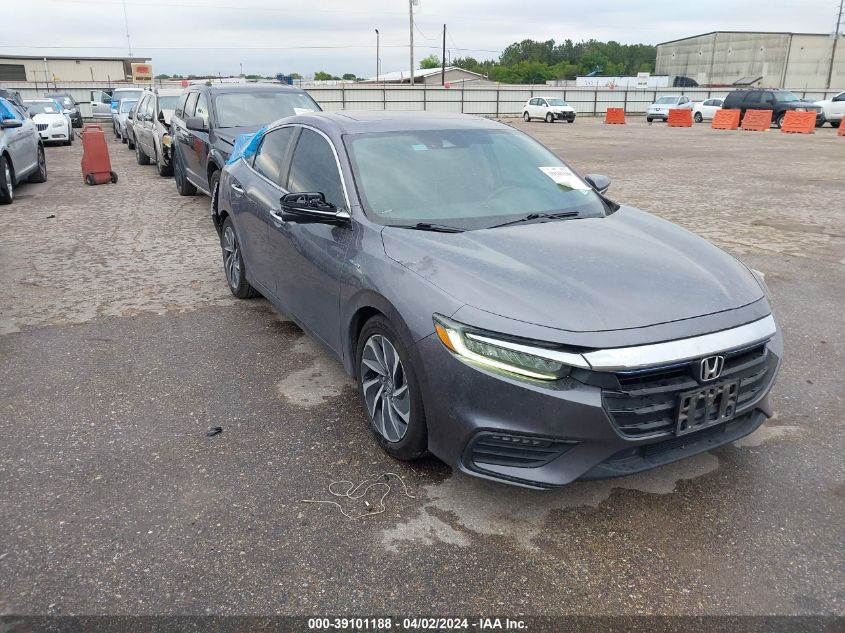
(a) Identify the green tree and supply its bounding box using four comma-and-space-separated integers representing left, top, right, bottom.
314, 71, 339, 81
342, 73, 358, 81
419, 54, 441, 69
154, 74, 171, 80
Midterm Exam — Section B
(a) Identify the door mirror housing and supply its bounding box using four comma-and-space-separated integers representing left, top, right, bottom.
0, 118, 22, 129
186, 116, 207, 132
280, 192, 349, 224
584, 174, 611, 194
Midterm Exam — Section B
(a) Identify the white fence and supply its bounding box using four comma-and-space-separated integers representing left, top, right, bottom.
7, 81, 844, 117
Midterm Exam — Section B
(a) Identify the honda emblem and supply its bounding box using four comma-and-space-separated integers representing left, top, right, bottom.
699, 355, 725, 382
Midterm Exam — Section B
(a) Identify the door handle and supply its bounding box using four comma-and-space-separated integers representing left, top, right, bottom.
230, 182, 244, 194
269, 207, 285, 222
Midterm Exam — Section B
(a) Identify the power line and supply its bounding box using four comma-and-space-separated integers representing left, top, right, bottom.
0, 43, 503, 53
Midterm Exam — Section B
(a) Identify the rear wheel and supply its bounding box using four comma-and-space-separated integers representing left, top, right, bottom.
830, 120, 840, 128
694, 112, 703, 123
523, 111, 530, 122
775, 113, 785, 129
0, 156, 13, 205
173, 146, 197, 196
156, 145, 173, 177
356, 316, 427, 460
28, 145, 47, 183
220, 218, 259, 299
135, 140, 150, 165
127, 134, 135, 150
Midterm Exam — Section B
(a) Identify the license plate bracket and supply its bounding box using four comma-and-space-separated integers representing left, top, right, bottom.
676, 380, 740, 436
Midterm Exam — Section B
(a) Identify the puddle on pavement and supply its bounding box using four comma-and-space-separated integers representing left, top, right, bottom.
276, 334, 354, 407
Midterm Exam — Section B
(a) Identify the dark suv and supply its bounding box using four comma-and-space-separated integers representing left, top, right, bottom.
169, 84, 321, 208
722, 89, 823, 128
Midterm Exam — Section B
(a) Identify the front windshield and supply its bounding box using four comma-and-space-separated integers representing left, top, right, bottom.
546, 98, 568, 106
25, 101, 59, 115
114, 90, 143, 102
159, 95, 180, 110
346, 128, 607, 231
120, 99, 138, 113
655, 96, 678, 104
213, 92, 319, 127
774, 91, 800, 102
47, 95, 73, 108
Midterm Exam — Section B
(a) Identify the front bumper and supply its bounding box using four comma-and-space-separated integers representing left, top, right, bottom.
37, 127, 69, 142
415, 324, 782, 488
553, 111, 576, 121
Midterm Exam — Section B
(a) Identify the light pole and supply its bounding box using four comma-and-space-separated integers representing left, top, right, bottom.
375, 29, 380, 82
408, 0, 414, 85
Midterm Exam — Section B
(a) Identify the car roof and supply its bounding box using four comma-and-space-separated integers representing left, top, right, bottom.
187, 83, 307, 94
276, 110, 505, 135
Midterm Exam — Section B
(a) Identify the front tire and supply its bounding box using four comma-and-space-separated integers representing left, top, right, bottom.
356, 316, 427, 460
220, 218, 259, 299
694, 112, 703, 123
545, 112, 554, 123
775, 113, 785, 129
127, 135, 135, 150
209, 170, 221, 216
156, 145, 173, 177
646, 116, 653, 123
830, 120, 840, 128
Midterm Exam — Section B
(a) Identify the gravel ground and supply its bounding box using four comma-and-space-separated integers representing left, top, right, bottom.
0, 117, 843, 617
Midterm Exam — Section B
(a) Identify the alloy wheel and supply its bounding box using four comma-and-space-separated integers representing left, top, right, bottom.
361, 334, 410, 443
222, 225, 241, 289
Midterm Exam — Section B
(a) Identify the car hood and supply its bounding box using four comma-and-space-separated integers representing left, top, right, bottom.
381, 206, 764, 333
31, 113, 65, 124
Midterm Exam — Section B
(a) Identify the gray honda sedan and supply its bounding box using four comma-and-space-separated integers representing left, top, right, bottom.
215, 111, 781, 488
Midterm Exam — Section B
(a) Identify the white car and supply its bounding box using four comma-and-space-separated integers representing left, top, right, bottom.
115, 98, 139, 142
646, 95, 693, 122
693, 98, 723, 123
23, 99, 73, 146
813, 90, 845, 128
523, 97, 576, 123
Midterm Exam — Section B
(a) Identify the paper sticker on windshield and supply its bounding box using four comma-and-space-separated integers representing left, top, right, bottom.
539, 166, 591, 191
293, 107, 315, 115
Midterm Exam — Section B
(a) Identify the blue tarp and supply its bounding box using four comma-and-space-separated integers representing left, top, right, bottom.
226, 127, 268, 165
0, 97, 18, 121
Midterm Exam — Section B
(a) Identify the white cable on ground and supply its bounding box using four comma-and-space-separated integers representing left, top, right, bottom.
300, 472, 416, 520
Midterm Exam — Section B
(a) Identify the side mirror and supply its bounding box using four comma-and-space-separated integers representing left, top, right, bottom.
186, 116, 207, 132
584, 174, 611, 194
280, 192, 348, 224
0, 119, 23, 129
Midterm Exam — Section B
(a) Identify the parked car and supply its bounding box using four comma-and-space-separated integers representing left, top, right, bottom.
115, 98, 138, 144
692, 98, 723, 123
170, 83, 320, 207
89, 89, 113, 119
109, 88, 144, 133
646, 95, 693, 122
44, 93, 83, 127
721, 89, 823, 128
0, 96, 47, 205
23, 99, 73, 146
0, 88, 26, 110
132, 88, 183, 176
813, 90, 845, 127
214, 111, 782, 488
123, 100, 141, 150
522, 97, 576, 123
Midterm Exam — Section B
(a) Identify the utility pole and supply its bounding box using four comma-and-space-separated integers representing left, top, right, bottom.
122, 0, 133, 57
441, 24, 446, 85
409, 0, 414, 85
826, 0, 844, 89
375, 29, 380, 82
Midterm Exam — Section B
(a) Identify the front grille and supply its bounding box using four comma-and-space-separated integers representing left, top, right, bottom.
36, 123, 48, 132
466, 432, 575, 469
602, 343, 775, 438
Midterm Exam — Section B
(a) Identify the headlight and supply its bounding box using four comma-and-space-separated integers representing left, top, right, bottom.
432, 314, 583, 380
51, 120, 64, 128
161, 134, 171, 147
750, 268, 772, 299
795, 107, 807, 112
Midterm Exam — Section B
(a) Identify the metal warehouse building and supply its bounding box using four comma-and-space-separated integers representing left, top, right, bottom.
0, 55, 151, 83
655, 31, 844, 89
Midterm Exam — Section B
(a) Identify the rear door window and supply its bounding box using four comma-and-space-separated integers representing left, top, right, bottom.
174, 93, 189, 118
195, 93, 209, 123
252, 127, 297, 185
183, 92, 199, 117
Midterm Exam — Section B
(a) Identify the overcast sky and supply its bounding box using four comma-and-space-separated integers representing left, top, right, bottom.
3, 0, 840, 78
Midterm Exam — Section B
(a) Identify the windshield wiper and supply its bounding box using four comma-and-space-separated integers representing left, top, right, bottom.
487, 211, 579, 229
395, 222, 466, 233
